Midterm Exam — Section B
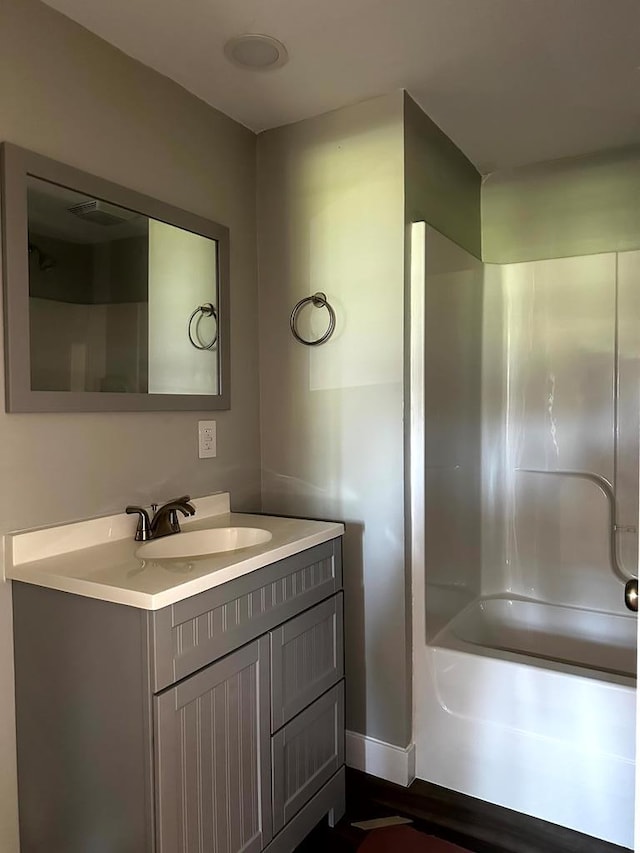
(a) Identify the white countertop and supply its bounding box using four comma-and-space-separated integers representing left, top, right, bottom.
4, 493, 344, 610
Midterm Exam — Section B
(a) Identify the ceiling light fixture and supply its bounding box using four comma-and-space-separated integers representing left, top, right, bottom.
224, 34, 288, 71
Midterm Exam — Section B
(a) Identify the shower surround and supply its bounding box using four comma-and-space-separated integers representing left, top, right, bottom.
411, 225, 638, 848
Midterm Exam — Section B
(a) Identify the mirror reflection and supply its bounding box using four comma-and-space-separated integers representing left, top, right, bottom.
27, 176, 219, 396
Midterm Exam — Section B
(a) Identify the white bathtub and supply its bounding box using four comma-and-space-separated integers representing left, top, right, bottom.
451, 596, 636, 677
415, 596, 636, 848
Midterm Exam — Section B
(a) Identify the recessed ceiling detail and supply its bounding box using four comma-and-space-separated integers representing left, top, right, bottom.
40, 0, 640, 172
224, 34, 288, 71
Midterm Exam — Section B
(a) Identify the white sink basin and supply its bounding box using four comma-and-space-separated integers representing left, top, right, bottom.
136, 527, 273, 560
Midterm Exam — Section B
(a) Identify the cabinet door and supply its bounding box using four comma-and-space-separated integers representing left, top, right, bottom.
155, 637, 272, 853
270, 593, 344, 731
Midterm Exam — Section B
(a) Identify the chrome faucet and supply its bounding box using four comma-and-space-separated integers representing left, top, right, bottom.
126, 495, 196, 542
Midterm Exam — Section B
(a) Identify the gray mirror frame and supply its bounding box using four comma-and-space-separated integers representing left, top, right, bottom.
0, 142, 230, 412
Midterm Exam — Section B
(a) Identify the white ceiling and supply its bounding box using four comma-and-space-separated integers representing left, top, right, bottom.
42, 0, 640, 172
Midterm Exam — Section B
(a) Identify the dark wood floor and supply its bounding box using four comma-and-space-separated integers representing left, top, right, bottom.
295, 769, 632, 853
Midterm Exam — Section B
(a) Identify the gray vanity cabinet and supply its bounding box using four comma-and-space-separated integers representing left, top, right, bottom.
272, 681, 345, 834
12, 537, 345, 853
155, 638, 272, 853
270, 593, 344, 731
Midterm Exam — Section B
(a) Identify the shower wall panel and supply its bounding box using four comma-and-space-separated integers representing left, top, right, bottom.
29, 298, 108, 391
424, 228, 483, 639
616, 251, 640, 578
482, 253, 637, 613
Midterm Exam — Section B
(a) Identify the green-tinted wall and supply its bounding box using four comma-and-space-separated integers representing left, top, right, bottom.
482, 146, 640, 263
404, 92, 482, 258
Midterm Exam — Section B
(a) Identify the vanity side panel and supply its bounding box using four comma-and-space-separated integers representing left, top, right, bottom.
12, 583, 154, 853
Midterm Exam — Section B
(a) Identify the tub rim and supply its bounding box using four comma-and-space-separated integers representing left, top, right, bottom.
429, 593, 637, 688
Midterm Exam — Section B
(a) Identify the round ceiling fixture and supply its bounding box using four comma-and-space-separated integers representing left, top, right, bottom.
224, 34, 288, 71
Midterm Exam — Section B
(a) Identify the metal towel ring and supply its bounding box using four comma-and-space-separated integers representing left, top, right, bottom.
290, 292, 336, 346
188, 303, 218, 350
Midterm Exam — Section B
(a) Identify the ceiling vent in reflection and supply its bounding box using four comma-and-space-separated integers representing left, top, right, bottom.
67, 199, 138, 226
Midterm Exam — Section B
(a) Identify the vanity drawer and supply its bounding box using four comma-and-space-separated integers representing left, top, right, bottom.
270, 593, 343, 732
150, 539, 342, 692
271, 681, 345, 834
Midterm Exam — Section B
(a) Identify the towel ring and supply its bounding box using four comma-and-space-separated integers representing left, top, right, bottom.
188, 303, 218, 350
290, 292, 336, 346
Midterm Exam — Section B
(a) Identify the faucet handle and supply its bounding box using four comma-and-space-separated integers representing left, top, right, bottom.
156, 496, 196, 518
126, 505, 151, 542
161, 495, 192, 508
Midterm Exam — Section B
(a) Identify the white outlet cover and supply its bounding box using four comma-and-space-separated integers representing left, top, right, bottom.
198, 420, 216, 458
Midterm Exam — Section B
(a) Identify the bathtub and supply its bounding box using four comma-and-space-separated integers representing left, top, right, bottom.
415, 596, 636, 848
451, 596, 636, 678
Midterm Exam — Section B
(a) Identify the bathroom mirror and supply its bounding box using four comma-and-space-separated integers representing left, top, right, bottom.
1, 143, 230, 411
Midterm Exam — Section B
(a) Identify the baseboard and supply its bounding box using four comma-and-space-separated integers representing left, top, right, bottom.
345, 731, 416, 787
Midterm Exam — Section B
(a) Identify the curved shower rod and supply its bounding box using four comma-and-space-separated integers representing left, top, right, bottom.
516, 468, 634, 584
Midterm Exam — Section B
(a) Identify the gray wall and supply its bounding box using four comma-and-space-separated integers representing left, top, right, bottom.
257, 91, 482, 751
0, 0, 260, 848
257, 93, 409, 747
482, 146, 640, 262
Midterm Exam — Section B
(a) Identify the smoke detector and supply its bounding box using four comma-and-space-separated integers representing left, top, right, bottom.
224, 34, 288, 71
67, 199, 138, 226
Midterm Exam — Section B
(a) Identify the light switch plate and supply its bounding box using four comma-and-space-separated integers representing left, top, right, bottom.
198, 420, 216, 458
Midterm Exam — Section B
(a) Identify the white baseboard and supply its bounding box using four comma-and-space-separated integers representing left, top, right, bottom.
345, 730, 416, 787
